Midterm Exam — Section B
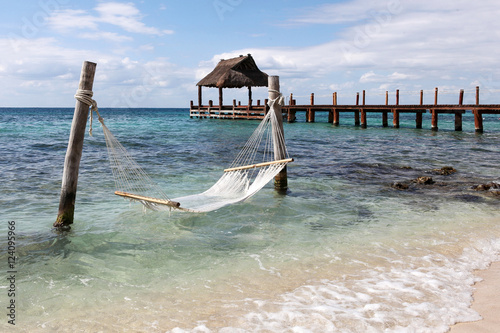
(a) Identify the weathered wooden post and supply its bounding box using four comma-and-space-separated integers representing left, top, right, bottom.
416, 90, 424, 129
218, 87, 223, 110
198, 85, 202, 108
393, 90, 400, 128
360, 90, 367, 128
392, 109, 400, 128
328, 93, 334, 123
332, 92, 340, 126
307, 93, 315, 122
455, 89, 464, 131
431, 110, 438, 131
354, 92, 360, 126
474, 86, 482, 133
382, 91, 388, 127
431, 88, 439, 131
248, 86, 252, 107
54, 61, 97, 230
474, 86, 483, 133
287, 93, 296, 123
416, 111, 423, 129
269, 76, 288, 192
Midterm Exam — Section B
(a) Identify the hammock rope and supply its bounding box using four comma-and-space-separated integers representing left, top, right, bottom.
80, 89, 293, 213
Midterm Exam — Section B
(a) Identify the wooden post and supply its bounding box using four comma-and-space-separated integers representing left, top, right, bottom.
455, 112, 463, 131
416, 112, 423, 129
474, 110, 483, 133
360, 91, 366, 128
420, 90, 423, 105
393, 109, 399, 128
248, 86, 252, 107
476, 86, 480, 105
383, 91, 388, 127
306, 108, 315, 122
269, 76, 288, 191
360, 109, 367, 128
198, 85, 202, 107
396, 89, 399, 105
333, 92, 339, 126
434, 87, 438, 105
218, 87, 223, 110
354, 92, 360, 126
455, 89, 464, 131
431, 109, 438, 131
310, 93, 314, 105
54, 61, 97, 230
328, 93, 334, 123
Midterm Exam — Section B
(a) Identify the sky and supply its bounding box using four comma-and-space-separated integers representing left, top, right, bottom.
1, 0, 500, 107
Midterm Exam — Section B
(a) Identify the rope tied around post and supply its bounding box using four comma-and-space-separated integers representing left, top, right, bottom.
268, 89, 285, 107
74, 89, 103, 136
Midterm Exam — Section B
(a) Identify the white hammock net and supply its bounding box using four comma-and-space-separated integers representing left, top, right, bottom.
88, 91, 291, 213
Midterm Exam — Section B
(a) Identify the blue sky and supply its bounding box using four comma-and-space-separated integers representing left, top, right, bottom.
1, 0, 500, 107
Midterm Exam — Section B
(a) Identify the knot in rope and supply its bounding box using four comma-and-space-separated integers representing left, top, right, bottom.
268, 89, 285, 106
74, 89, 103, 136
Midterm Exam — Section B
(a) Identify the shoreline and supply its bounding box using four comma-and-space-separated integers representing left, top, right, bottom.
449, 260, 500, 332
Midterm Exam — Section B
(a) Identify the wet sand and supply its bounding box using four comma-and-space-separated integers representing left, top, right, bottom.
449, 260, 500, 332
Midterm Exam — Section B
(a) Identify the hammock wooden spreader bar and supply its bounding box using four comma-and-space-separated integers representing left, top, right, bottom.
224, 158, 294, 173
114, 191, 181, 208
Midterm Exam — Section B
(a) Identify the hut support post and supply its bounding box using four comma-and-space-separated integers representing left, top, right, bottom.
198, 85, 202, 107
218, 87, 223, 110
54, 61, 97, 230
269, 76, 288, 192
248, 86, 252, 107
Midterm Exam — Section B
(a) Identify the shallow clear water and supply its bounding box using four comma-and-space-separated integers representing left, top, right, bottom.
1, 108, 500, 332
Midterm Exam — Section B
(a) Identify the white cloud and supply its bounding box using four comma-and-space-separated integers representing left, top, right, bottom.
47, 2, 174, 40
79, 32, 133, 42
94, 2, 168, 36
360, 71, 418, 83
0, 37, 194, 107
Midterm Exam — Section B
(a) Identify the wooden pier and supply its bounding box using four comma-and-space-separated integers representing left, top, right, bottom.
190, 87, 500, 132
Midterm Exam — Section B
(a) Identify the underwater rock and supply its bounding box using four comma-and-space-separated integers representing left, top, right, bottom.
472, 182, 500, 191
415, 176, 435, 185
392, 182, 410, 190
432, 166, 457, 175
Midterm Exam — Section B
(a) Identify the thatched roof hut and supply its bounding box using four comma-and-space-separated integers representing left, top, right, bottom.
196, 54, 268, 106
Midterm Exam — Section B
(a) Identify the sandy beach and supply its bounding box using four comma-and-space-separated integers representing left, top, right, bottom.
449, 260, 500, 332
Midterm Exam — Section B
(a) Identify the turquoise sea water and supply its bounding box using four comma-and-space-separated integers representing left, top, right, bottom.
1, 107, 500, 332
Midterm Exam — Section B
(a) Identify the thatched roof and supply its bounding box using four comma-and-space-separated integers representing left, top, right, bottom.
197, 54, 268, 88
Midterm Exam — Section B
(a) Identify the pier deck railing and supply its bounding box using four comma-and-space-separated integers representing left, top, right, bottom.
190, 87, 500, 132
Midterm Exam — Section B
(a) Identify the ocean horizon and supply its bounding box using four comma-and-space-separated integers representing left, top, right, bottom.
1, 107, 500, 332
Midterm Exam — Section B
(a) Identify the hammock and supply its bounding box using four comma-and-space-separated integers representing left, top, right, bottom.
81, 89, 293, 213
